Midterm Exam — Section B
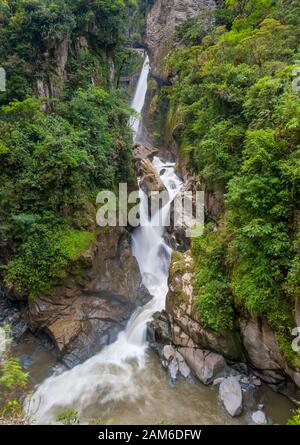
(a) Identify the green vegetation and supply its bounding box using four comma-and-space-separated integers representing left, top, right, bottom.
154, 419, 170, 425
163, 0, 300, 364
56, 408, 79, 425
0, 326, 28, 421
0, 0, 133, 102
0, 88, 133, 298
88, 417, 115, 425
192, 225, 235, 331
126, 0, 156, 45
0, 1, 137, 298
287, 408, 300, 425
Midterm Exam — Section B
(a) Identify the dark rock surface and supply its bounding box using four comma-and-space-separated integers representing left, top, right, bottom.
28, 227, 151, 367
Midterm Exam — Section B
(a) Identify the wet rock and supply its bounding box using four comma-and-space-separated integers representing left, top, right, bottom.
178, 347, 227, 385
219, 377, 243, 417
213, 377, 225, 386
29, 292, 133, 368
147, 311, 172, 347
242, 385, 265, 411
168, 174, 202, 250
175, 351, 191, 379
162, 344, 176, 362
239, 317, 288, 385
251, 410, 267, 425
0, 285, 28, 341
168, 357, 179, 383
133, 144, 159, 162
240, 376, 250, 385
139, 158, 167, 196
253, 377, 262, 387
161, 345, 191, 382
28, 228, 151, 367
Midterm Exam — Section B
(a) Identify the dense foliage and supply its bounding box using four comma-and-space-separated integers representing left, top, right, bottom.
287, 408, 300, 425
165, 0, 300, 365
0, 0, 135, 297
0, 326, 28, 420
0, 0, 132, 101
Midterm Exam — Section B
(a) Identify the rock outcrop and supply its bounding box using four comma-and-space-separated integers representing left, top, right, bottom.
161, 344, 191, 381
28, 227, 151, 367
240, 317, 300, 388
179, 347, 227, 384
146, 0, 216, 79
149, 250, 300, 391
133, 143, 160, 163
165, 251, 244, 361
219, 376, 243, 417
139, 158, 167, 196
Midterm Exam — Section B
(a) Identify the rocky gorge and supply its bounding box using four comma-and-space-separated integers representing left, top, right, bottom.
0, 0, 299, 426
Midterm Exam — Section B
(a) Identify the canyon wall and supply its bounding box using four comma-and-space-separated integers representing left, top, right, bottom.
146, 0, 216, 79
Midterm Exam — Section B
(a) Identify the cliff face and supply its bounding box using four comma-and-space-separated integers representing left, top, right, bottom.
146, 0, 216, 79
28, 228, 151, 368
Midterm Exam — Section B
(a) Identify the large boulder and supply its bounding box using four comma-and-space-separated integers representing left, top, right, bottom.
178, 347, 227, 385
133, 143, 159, 163
219, 376, 243, 417
240, 317, 300, 389
239, 318, 287, 385
251, 410, 267, 425
139, 158, 167, 196
147, 310, 172, 347
28, 227, 151, 367
161, 344, 191, 381
30, 291, 133, 368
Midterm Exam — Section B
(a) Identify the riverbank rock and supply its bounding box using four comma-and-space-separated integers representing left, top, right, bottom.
239, 318, 287, 385
219, 376, 243, 417
147, 311, 172, 348
251, 410, 267, 425
178, 347, 227, 385
28, 227, 151, 367
161, 344, 191, 382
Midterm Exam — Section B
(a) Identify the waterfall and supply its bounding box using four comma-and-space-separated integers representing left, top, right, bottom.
129, 55, 150, 140
26, 56, 182, 424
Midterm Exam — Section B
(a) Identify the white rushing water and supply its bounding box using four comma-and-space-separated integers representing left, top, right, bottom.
129, 55, 150, 138
27, 56, 183, 424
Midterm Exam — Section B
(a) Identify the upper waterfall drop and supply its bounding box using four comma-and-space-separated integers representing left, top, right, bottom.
129, 55, 150, 141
